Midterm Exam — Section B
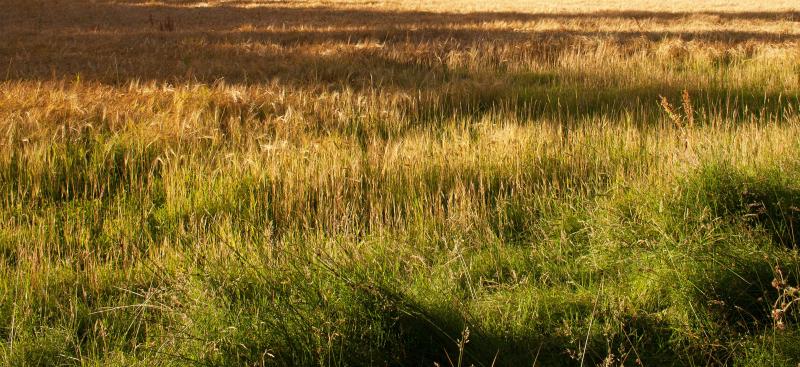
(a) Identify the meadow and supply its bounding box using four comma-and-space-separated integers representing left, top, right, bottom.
1, 0, 800, 365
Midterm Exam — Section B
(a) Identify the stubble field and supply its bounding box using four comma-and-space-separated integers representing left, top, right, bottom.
2, 0, 800, 365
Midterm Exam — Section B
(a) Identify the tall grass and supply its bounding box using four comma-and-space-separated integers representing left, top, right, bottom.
2, 1, 800, 365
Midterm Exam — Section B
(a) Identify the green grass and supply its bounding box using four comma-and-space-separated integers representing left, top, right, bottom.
2, 109, 800, 365
3, 12, 800, 365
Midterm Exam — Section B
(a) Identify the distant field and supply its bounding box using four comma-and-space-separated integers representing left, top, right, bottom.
2, 1, 800, 366
355, 0, 800, 12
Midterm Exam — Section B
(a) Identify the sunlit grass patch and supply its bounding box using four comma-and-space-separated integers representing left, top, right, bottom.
3, 0, 800, 365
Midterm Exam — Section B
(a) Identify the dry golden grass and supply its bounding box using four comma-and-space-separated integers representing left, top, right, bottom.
2, 1, 800, 366
393, 0, 799, 12
2, 0, 799, 85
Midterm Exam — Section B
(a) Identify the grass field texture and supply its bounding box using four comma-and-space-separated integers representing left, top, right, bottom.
2, 0, 800, 365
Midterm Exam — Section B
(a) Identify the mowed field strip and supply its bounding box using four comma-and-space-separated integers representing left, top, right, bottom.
2, 0, 800, 366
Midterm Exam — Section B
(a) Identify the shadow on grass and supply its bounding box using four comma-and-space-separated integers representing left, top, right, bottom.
673, 163, 800, 343
685, 163, 800, 250
2, 1, 799, 86
2, 1, 798, 138
198, 245, 698, 366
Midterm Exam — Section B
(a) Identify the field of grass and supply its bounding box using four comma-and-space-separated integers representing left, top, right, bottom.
2, 0, 800, 365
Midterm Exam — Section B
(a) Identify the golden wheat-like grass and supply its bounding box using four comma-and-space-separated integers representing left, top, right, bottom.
2, 1, 800, 366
